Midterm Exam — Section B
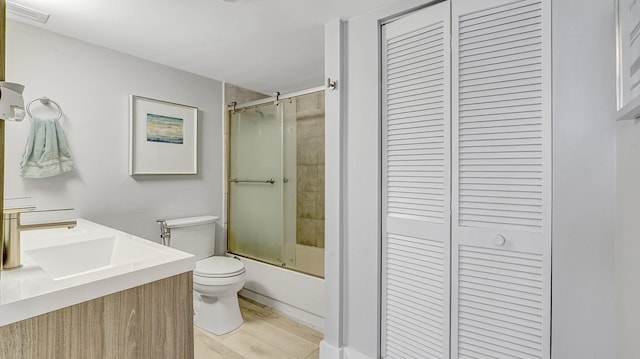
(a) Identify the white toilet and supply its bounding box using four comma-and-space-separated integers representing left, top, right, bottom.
161, 215, 246, 335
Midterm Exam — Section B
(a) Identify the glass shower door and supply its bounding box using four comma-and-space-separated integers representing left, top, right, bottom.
228, 103, 284, 265
227, 90, 325, 277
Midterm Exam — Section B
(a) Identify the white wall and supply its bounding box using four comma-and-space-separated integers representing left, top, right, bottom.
616, 123, 640, 359
336, 0, 618, 358
551, 0, 617, 357
5, 20, 225, 249
616, 13, 640, 359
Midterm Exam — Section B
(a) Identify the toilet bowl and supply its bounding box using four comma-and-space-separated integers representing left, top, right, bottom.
192, 256, 246, 335
159, 215, 245, 335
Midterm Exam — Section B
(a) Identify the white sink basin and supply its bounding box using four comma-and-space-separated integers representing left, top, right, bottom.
0, 218, 195, 327
24, 235, 167, 280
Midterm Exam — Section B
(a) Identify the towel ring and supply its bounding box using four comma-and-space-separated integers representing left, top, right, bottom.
26, 97, 62, 121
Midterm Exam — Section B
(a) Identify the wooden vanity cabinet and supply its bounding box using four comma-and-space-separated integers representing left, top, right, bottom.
0, 272, 194, 359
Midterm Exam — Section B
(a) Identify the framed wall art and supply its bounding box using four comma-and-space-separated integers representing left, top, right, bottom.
129, 95, 198, 175
617, 0, 640, 120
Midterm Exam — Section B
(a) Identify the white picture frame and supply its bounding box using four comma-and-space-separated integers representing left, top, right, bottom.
129, 95, 198, 175
617, 0, 640, 120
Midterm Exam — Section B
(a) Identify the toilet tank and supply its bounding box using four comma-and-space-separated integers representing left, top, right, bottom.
163, 215, 219, 261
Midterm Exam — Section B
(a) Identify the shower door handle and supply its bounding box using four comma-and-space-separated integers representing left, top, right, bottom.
229, 178, 275, 184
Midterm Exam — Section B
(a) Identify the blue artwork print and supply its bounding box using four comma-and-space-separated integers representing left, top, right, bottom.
146, 113, 184, 144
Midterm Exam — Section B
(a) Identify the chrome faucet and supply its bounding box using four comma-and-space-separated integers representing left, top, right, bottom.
157, 220, 171, 246
3, 207, 77, 269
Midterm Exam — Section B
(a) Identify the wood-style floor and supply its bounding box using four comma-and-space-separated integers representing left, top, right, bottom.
194, 297, 323, 359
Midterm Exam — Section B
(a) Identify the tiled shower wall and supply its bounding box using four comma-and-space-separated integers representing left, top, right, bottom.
295, 92, 325, 248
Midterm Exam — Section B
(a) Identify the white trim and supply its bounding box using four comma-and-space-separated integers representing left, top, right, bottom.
323, 18, 347, 354
320, 340, 344, 359
344, 347, 375, 359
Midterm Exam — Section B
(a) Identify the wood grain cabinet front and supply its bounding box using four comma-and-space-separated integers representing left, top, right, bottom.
0, 272, 194, 359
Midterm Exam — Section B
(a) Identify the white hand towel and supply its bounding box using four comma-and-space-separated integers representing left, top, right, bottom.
20, 117, 77, 178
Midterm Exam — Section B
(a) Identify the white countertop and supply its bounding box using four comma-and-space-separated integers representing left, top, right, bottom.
0, 219, 195, 326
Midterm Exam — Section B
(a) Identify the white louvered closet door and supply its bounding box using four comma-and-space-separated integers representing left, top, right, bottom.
381, 3, 451, 358
451, 0, 551, 358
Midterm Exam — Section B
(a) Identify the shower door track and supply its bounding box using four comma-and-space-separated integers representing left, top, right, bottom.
229, 85, 325, 111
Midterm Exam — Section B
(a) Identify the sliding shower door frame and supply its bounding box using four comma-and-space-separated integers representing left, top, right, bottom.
225, 85, 326, 276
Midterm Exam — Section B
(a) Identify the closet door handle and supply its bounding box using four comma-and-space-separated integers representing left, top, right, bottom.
493, 235, 506, 247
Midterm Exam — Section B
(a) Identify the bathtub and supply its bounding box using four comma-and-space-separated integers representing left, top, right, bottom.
227, 254, 324, 331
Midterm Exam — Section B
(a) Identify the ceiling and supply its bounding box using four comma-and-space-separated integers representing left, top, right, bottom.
7, 0, 398, 94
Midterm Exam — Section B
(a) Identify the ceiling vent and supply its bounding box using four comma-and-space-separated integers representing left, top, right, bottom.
7, 1, 50, 24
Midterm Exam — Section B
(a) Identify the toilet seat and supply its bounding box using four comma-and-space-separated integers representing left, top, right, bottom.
194, 256, 245, 278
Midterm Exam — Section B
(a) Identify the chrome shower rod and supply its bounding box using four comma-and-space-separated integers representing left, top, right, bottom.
230, 85, 325, 111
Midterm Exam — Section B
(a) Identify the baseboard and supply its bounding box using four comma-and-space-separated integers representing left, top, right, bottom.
239, 288, 324, 332
344, 347, 376, 359
320, 340, 344, 359
319, 343, 375, 359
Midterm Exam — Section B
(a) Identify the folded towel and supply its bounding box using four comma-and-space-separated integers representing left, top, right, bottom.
20, 117, 77, 178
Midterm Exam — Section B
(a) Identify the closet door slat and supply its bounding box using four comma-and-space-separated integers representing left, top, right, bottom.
452, 1, 551, 359
381, 3, 451, 358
